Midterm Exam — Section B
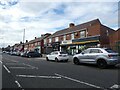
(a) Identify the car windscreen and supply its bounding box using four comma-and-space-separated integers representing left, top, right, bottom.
105, 49, 116, 53
60, 52, 67, 54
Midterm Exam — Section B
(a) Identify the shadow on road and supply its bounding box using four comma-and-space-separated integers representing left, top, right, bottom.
74, 63, 120, 70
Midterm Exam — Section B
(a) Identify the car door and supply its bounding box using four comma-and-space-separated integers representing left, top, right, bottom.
87, 49, 103, 63
48, 52, 54, 60
79, 49, 90, 63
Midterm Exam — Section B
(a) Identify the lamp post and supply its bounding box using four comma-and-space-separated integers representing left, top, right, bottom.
23, 29, 25, 52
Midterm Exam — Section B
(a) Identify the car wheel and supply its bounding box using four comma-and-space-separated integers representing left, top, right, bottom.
73, 58, 80, 65
46, 57, 49, 61
97, 60, 107, 69
28, 55, 31, 58
65, 59, 68, 62
55, 58, 58, 62
40, 54, 42, 57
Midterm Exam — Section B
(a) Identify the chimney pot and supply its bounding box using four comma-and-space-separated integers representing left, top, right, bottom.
69, 23, 75, 28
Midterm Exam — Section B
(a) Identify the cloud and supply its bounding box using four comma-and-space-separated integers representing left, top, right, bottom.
0, 0, 119, 47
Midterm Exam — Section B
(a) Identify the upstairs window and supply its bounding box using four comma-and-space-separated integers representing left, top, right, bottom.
80, 30, 86, 38
63, 35, 66, 41
49, 38, 52, 43
55, 37, 59, 42
44, 39, 46, 44
71, 33, 74, 39
106, 30, 109, 36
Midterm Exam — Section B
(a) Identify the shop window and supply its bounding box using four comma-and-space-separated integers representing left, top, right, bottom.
80, 30, 86, 38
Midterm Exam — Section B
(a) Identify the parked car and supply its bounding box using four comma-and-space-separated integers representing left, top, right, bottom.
10, 51, 17, 55
46, 51, 69, 62
22, 51, 42, 58
21, 51, 28, 57
73, 48, 120, 68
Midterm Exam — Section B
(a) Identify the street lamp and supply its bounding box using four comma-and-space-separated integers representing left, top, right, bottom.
22, 29, 25, 52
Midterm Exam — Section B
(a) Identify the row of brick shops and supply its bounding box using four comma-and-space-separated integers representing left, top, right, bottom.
44, 19, 120, 55
7, 19, 120, 55
44, 35, 100, 55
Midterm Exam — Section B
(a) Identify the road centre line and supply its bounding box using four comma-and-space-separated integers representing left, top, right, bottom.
3, 65, 11, 73
55, 73, 105, 89
15, 80, 23, 89
16, 75, 61, 79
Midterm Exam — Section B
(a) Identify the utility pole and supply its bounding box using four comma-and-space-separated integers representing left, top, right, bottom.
23, 28, 25, 52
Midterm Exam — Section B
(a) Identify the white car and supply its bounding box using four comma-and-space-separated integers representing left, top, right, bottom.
46, 51, 69, 62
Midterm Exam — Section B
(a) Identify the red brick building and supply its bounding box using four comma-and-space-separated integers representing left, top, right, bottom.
44, 19, 116, 54
24, 33, 51, 53
109, 28, 120, 54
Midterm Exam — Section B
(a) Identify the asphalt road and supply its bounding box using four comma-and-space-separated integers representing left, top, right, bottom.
1, 53, 120, 90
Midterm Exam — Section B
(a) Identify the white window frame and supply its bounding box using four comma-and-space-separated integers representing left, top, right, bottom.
49, 38, 52, 43
44, 39, 46, 44
63, 35, 66, 41
80, 30, 86, 38
55, 37, 59, 42
71, 33, 74, 39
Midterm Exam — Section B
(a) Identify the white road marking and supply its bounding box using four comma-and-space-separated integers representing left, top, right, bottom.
15, 80, 22, 88
5, 63, 22, 65
3, 65, 11, 73
9, 67, 36, 69
110, 84, 120, 89
22, 63, 38, 69
9, 59, 18, 63
16, 75, 61, 79
55, 73, 104, 89
0, 61, 2, 64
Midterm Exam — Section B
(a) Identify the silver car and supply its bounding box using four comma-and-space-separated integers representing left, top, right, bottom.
73, 48, 120, 68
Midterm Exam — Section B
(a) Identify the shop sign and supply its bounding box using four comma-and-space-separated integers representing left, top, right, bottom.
61, 40, 72, 45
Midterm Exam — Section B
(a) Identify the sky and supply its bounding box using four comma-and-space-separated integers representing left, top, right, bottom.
0, 0, 119, 48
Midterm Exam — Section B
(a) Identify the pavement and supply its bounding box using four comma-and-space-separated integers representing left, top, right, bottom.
1, 53, 120, 89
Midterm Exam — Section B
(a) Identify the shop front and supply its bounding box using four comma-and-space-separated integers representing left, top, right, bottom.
52, 42, 60, 51
61, 36, 100, 55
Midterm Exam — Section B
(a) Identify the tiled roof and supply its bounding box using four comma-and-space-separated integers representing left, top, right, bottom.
48, 19, 101, 38
25, 34, 51, 45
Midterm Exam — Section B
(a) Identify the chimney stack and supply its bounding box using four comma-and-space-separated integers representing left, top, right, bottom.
35, 37, 37, 39
20, 41, 22, 44
69, 23, 75, 28
26, 40, 28, 43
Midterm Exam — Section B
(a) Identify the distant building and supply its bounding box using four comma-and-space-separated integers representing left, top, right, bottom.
24, 33, 51, 53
